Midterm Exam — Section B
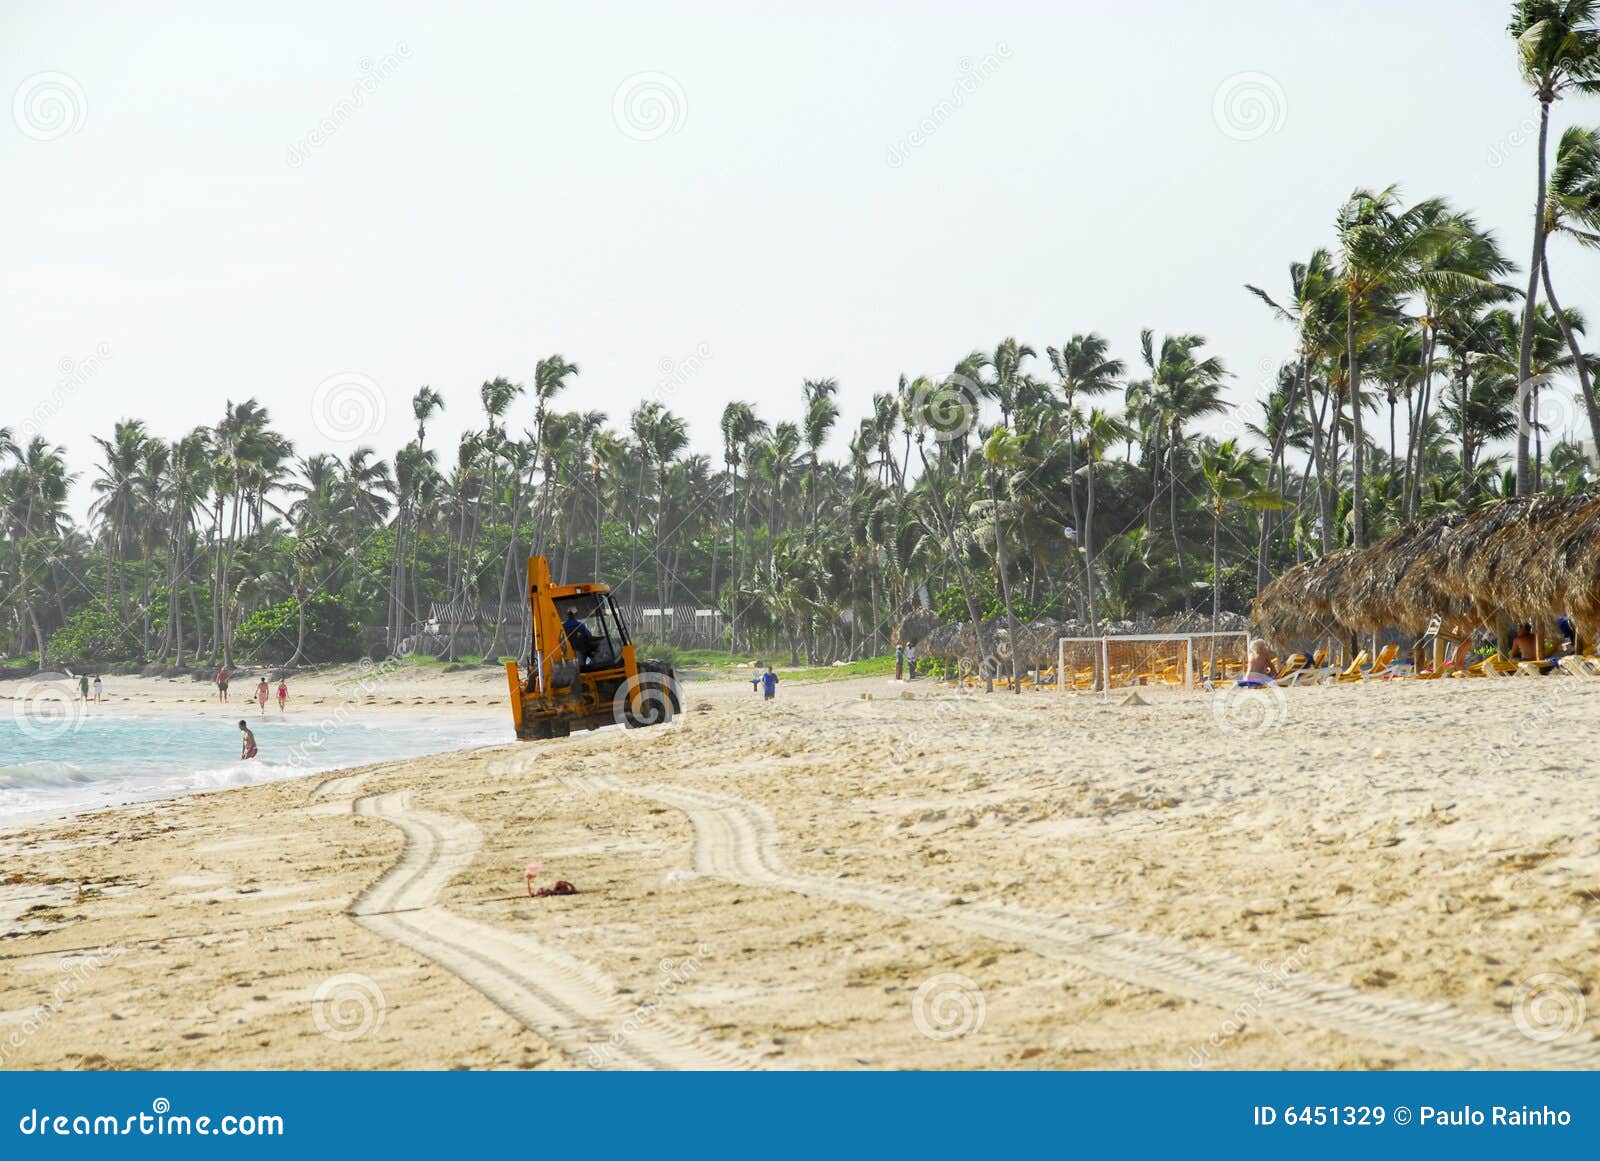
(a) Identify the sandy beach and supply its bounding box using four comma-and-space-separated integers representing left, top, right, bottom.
1, 664, 1596, 1070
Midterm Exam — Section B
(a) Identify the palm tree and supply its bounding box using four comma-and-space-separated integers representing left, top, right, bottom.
1335, 187, 1451, 543
1046, 334, 1124, 550
90, 419, 150, 622
1540, 123, 1600, 453
1132, 329, 1232, 586
801, 378, 839, 531
1079, 407, 1133, 634
1198, 440, 1283, 654
981, 426, 1027, 692
412, 387, 445, 448
717, 401, 765, 647
642, 408, 689, 606
1509, 0, 1600, 492
527, 356, 579, 559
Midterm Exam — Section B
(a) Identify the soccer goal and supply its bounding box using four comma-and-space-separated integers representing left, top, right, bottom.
1057, 632, 1252, 698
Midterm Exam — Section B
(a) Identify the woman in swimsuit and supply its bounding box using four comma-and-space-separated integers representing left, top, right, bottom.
1239, 639, 1277, 686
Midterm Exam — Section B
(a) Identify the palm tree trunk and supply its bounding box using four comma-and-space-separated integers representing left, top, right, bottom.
1347, 298, 1367, 547
1084, 459, 1099, 635
1515, 98, 1552, 496
988, 473, 1021, 694
1540, 254, 1600, 458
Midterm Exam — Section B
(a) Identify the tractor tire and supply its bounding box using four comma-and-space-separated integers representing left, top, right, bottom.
622, 664, 680, 729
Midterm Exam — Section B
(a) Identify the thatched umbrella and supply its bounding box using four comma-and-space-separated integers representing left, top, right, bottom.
1448, 495, 1592, 624
1249, 549, 1362, 649
1533, 494, 1600, 638
1382, 510, 1479, 637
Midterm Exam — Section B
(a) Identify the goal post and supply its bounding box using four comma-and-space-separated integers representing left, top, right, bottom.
1057, 632, 1253, 699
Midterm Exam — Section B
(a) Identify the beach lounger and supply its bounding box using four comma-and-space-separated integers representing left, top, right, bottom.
1416, 637, 1472, 679
1470, 655, 1519, 678
1286, 649, 1330, 686
1359, 644, 1402, 681
1329, 650, 1371, 683
1274, 652, 1309, 682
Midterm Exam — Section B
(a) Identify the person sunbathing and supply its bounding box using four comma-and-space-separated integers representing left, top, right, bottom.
1511, 623, 1539, 662
1238, 639, 1277, 687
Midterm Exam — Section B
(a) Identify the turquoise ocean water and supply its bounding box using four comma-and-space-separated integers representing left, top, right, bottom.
0, 709, 504, 823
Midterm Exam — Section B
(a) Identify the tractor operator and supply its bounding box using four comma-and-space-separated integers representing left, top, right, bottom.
563, 607, 599, 666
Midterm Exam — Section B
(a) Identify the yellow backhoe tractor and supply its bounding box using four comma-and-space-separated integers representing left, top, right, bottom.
504, 555, 680, 740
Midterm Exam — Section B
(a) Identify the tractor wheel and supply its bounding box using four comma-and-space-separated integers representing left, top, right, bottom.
621, 666, 679, 729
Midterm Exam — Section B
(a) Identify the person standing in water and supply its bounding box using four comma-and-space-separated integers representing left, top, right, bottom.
238, 720, 258, 760
276, 679, 288, 714
255, 677, 270, 716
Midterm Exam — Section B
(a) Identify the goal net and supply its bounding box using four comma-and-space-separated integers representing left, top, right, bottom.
1057, 632, 1251, 698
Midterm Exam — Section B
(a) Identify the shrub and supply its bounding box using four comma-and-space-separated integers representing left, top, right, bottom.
49, 608, 139, 666
234, 595, 363, 664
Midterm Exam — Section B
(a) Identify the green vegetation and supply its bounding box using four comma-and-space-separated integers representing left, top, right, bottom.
5, 4, 1600, 674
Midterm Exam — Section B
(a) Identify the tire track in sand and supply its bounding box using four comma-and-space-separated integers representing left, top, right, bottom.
571, 775, 1600, 1068
348, 789, 757, 1070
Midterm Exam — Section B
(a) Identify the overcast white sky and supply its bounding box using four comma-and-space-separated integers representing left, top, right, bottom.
4, 0, 1595, 520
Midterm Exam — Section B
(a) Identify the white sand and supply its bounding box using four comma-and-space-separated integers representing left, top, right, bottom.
1, 665, 1596, 1069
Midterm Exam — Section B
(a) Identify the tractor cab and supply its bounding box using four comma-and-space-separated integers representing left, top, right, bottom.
552, 591, 629, 672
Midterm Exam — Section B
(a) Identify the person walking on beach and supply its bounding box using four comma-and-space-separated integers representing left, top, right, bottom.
895, 642, 905, 681
906, 643, 917, 680
277, 679, 288, 714
216, 666, 230, 703
238, 720, 258, 760
92, 675, 102, 704
255, 677, 270, 715
78, 673, 89, 703
760, 665, 779, 701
